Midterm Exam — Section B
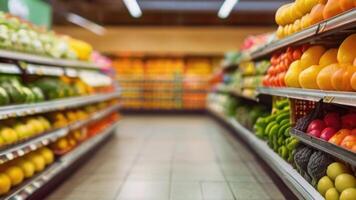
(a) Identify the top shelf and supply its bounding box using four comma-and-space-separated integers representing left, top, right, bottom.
242, 9, 356, 62
0, 49, 100, 70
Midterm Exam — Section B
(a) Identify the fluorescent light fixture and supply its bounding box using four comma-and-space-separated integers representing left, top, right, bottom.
66, 13, 106, 35
218, 0, 239, 19
123, 0, 142, 18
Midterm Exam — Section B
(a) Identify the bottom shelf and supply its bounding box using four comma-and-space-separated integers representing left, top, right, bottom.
207, 106, 323, 200
2, 120, 120, 200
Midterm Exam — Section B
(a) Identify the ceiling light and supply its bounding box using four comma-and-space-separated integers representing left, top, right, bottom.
218, 0, 239, 19
123, 0, 142, 18
66, 13, 106, 35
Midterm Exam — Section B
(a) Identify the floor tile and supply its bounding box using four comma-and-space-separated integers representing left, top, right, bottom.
116, 181, 170, 199
170, 182, 203, 200
201, 181, 235, 200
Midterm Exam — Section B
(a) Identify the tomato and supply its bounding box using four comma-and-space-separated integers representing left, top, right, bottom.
293, 49, 302, 60
301, 44, 309, 52
271, 55, 279, 65
278, 72, 286, 87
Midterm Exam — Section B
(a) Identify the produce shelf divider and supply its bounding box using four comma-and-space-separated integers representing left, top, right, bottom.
0, 49, 100, 69
0, 91, 120, 120
0, 120, 119, 200
207, 106, 323, 200
0, 103, 121, 164
291, 128, 356, 166
241, 9, 356, 62
257, 87, 356, 107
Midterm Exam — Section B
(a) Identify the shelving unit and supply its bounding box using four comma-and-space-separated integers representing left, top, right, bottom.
215, 87, 258, 102
1, 120, 119, 200
241, 9, 356, 62
257, 87, 356, 106
291, 129, 356, 166
207, 106, 323, 200
0, 103, 120, 164
0, 49, 100, 70
0, 91, 120, 120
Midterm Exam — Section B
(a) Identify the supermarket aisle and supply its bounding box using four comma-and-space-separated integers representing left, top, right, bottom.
46, 116, 285, 200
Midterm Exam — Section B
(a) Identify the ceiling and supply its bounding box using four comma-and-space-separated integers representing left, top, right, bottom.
52, 0, 289, 26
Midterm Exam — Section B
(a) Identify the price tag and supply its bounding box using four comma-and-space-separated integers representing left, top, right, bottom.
323, 96, 335, 103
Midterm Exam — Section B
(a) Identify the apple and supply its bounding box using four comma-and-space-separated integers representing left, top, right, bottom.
352, 129, 356, 135
320, 127, 338, 141
307, 119, 326, 133
308, 129, 322, 138
324, 113, 341, 129
341, 113, 356, 129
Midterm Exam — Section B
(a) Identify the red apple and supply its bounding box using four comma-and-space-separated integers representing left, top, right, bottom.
320, 127, 338, 141
307, 119, 326, 133
308, 129, 321, 138
352, 129, 356, 135
341, 114, 356, 129
323, 113, 341, 129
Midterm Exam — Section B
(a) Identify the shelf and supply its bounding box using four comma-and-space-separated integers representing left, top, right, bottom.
207, 106, 323, 200
0, 49, 100, 70
244, 9, 356, 61
0, 103, 120, 165
257, 87, 356, 106
291, 128, 356, 166
215, 87, 258, 102
1, 120, 119, 200
0, 91, 120, 120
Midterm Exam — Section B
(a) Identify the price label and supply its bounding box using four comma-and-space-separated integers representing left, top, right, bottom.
323, 96, 335, 103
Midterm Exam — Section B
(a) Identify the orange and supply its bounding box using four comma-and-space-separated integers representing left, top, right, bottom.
340, 135, 356, 150
338, 34, 356, 64
339, 0, 355, 11
323, 0, 343, 19
309, 4, 325, 25
329, 129, 352, 145
317, 63, 343, 90
331, 64, 355, 91
351, 71, 356, 91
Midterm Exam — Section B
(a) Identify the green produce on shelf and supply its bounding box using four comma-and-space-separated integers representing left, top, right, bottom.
253, 98, 298, 162
0, 75, 44, 105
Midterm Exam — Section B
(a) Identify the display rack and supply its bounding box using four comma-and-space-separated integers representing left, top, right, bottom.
0, 103, 120, 165
0, 91, 120, 120
207, 106, 323, 200
0, 49, 100, 69
243, 9, 356, 62
1, 120, 119, 200
291, 129, 356, 166
216, 87, 258, 102
257, 87, 356, 107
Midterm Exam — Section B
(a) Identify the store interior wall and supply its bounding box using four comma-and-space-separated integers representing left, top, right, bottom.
54, 26, 275, 55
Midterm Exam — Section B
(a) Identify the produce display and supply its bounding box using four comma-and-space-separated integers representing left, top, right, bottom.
294, 102, 356, 152
254, 99, 298, 161
263, 46, 304, 87
215, 56, 269, 99
0, 12, 93, 60
51, 112, 119, 154
0, 116, 51, 147
207, 0, 356, 200
275, 0, 356, 39
262, 34, 356, 91
114, 56, 215, 110
0, 147, 54, 195
318, 162, 356, 200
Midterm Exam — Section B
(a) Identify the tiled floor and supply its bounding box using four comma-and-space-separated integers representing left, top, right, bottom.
45, 115, 286, 200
